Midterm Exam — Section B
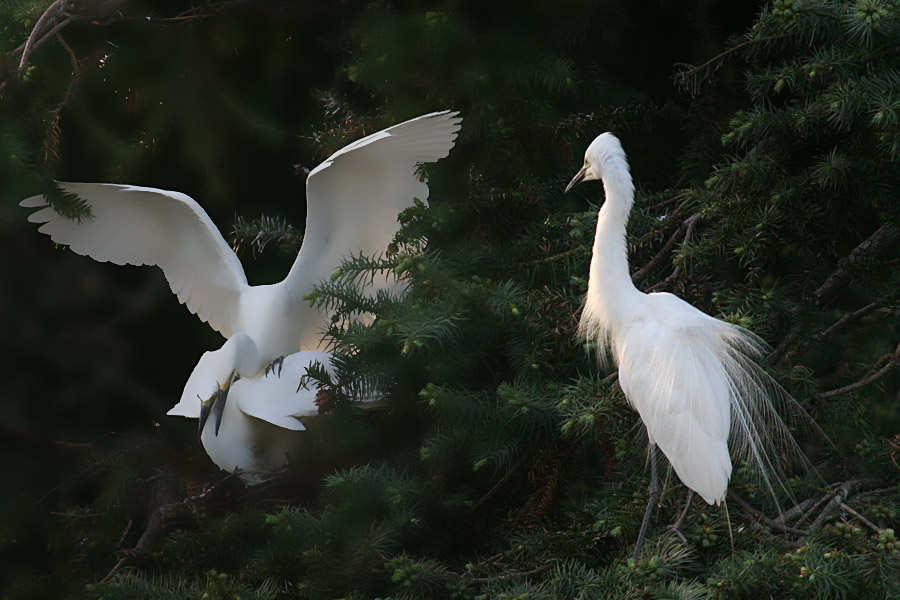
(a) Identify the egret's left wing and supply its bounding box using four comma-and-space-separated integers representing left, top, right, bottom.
235, 351, 335, 430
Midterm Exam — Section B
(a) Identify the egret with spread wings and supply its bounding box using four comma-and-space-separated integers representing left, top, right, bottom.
22, 110, 462, 476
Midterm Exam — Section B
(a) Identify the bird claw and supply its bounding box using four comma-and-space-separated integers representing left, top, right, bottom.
662, 522, 689, 543
661, 490, 695, 544
264, 356, 285, 378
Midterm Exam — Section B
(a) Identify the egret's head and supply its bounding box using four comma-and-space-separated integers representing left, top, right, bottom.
564, 132, 628, 193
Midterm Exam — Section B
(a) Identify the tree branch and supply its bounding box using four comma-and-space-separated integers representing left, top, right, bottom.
815, 339, 900, 400
631, 213, 698, 284
727, 490, 809, 536
814, 223, 900, 308
645, 213, 702, 292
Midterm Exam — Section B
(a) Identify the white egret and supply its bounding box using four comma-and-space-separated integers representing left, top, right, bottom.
566, 133, 802, 559
168, 345, 350, 483
21, 110, 461, 476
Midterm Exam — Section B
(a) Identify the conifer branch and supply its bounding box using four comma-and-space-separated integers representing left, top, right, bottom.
645, 213, 702, 292
839, 502, 881, 534
815, 339, 900, 400
814, 223, 900, 308
727, 490, 809, 536
471, 455, 530, 513
674, 35, 782, 96
231, 214, 302, 256
633, 213, 700, 284
464, 564, 550, 584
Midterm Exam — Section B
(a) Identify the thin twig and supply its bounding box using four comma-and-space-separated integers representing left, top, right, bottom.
820, 301, 885, 340
632, 213, 698, 284
673, 34, 782, 96
839, 502, 881, 534
727, 490, 808, 536
815, 340, 900, 400
773, 495, 819, 527
472, 455, 529, 512
465, 564, 550, 585
645, 214, 702, 292
809, 480, 865, 531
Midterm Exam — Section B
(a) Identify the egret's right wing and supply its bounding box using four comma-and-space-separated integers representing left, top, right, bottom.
285, 111, 461, 295
21, 183, 248, 337
619, 295, 733, 505
235, 351, 335, 430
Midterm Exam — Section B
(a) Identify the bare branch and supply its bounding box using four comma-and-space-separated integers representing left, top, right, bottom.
727, 490, 809, 536
673, 35, 782, 96
632, 212, 698, 283
839, 502, 881, 534
814, 223, 900, 308
465, 564, 550, 585
645, 213, 702, 292
815, 339, 900, 400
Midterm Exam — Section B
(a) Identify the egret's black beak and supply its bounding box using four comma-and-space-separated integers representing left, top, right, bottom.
197, 373, 235, 440
198, 396, 213, 440
565, 165, 590, 193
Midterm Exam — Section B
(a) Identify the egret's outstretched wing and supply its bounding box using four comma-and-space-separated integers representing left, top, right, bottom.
234, 351, 335, 430
286, 111, 462, 292
21, 183, 248, 337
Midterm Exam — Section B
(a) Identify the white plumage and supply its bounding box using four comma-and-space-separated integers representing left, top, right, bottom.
169, 346, 340, 483
566, 132, 801, 555
22, 111, 462, 479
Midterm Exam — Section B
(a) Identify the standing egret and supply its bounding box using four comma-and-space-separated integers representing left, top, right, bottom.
566, 132, 802, 559
21, 110, 461, 476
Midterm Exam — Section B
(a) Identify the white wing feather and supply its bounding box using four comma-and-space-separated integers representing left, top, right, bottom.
234, 351, 335, 430
616, 292, 802, 505
285, 111, 462, 295
20, 183, 248, 337
618, 300, 732, 504
169, 350, 336, 431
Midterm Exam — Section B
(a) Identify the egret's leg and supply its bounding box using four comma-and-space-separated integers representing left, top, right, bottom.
265, 356, 285, 378
633, 444, 659, 561
664, 490, 695, 543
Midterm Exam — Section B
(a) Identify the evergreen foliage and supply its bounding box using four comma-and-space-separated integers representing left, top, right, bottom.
2, 1, 899, 599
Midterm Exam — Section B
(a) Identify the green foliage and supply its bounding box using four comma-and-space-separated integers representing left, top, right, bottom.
4, 1, 900, 600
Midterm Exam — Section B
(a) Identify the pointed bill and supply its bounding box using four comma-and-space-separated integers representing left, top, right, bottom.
565, 165, 589, 193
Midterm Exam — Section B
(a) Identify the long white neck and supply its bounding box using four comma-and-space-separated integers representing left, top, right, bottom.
587, 163, 641, 304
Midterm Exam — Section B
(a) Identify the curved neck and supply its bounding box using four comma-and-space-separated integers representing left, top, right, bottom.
588, 165, 639, 300
226, 333, 262, 377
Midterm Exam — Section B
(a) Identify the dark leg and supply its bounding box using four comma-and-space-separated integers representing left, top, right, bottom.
633, 443, 659, 561
665, 490, 694, 542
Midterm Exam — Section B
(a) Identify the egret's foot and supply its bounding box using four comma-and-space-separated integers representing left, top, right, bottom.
662, 491, 695, 543
265, 355, 285, 378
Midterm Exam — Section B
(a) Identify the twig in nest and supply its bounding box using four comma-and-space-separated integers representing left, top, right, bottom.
839, 502, 881, 534
808, 480, 873, 531
727, 490, 808, 536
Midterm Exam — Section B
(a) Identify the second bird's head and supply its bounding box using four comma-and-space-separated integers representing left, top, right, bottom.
564, 132, 628, 193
